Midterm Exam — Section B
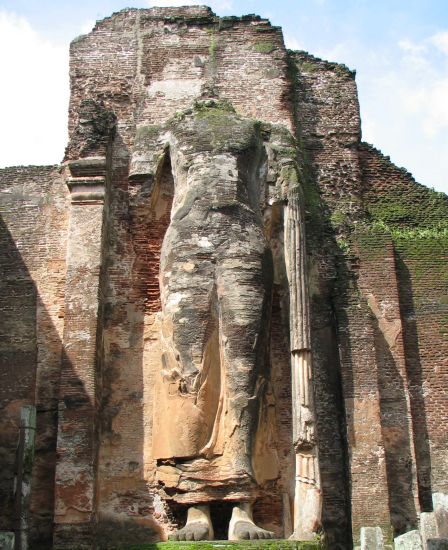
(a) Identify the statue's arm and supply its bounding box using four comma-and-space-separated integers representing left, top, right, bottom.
129, 125, 168, 197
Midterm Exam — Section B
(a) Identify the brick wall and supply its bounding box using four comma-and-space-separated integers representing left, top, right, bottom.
360, 144, 448, 504
0, 166, 69, 547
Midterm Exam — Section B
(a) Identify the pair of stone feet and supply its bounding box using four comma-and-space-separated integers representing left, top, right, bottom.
169, 502, 275, 541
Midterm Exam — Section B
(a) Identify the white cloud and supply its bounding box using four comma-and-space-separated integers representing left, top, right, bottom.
398, 38, 426, 55
284, 33, 304, 51
394, 32, 448, 139
0, 11, 69, 167
430, 31, 448, 55
80, 19, 96, 35
359, 30, 448, 192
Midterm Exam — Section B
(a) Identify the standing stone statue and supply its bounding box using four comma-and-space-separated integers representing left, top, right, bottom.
130, 99, 321, 540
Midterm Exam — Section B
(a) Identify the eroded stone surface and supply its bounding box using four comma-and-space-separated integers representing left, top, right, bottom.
395, 530, 423, 550
434, 493, 448, 539
0, 532, 15, 550
360, 527, 384, 550
421, 513, 439, 550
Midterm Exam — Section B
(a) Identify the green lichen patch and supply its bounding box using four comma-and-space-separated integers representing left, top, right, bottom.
292, 51, 356, 79
193, 99, 236, 117
302, 179, 322, 221
366, 183, 448, 232
352, 224, 392, 262
135, 125, 163, 150
253, 41, 275, 54
254, 26, 274, 33
209, 34, 217, 63
297, 62, 319, 74
335, 236, 350, 255
393, 233, 448, 285
329, 210, 347, 229
170, 101, 261, 153
136, 125, 161, 141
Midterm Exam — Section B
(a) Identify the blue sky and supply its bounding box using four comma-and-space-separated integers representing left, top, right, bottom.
1, 0, 447, 193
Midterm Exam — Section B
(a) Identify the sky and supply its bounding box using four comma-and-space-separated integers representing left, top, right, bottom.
0, 0, 447, 193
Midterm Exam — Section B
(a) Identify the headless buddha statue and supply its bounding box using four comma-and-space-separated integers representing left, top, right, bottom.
151, 102, 279, 540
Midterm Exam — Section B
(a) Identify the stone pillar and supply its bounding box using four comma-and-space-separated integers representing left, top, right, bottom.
13, 406, 36, 550
285, 186, 322, 540
360, 526, 384, 550
53, 158, 107, 548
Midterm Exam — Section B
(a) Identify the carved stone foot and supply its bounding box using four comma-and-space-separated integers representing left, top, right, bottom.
169, 505, 214, 541
228, 502, 274, 541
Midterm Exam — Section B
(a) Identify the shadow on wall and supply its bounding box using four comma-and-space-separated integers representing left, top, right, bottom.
395, 254, 433, 512
0, 215, 59, 549
0, 215, 38, 539
94, 133, 168, 547
373, 320, 419, 534
328, 245, 357, 550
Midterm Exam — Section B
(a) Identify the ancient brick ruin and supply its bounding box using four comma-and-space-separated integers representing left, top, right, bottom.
0, 6, 447, 550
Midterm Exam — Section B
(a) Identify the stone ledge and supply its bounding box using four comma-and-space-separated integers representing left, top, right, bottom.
115, 542, 322, 550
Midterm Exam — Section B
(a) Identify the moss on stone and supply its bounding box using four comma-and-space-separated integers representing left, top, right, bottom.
297, 62, 319, 74
330, 210, 347, 229
302, 179, 322, 220
353, 224, 391, 262
193, 99, 236, 117
136, 125, 161, 140
135, 125, 162, 149
170, 101, 261, 153
366, 184, 448, 232
253, 42, 275, 54
209, 34, 217, 63
281, 165, 300, 187
254, 26, 274, 33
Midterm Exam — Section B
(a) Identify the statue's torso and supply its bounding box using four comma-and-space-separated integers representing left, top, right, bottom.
167, 113, 265, 225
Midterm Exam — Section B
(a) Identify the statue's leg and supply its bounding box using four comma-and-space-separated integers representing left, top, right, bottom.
228, 502, 274, 540
157, 233, 218, 539
161, 249, 216, 391
216, 232, 274, 540
216, 242, 273, 476
160, 257, 218, 539
155, 245, 221, 459
169, 505, 214, 541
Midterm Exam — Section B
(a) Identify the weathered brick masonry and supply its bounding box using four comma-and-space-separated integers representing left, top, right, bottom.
0, 6, 447, 549
0, 166, 69, 546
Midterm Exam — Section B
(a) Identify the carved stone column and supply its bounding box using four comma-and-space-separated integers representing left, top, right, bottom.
285, 186, 322, 540
13, 406, 36, 550
53, 158, 106, 548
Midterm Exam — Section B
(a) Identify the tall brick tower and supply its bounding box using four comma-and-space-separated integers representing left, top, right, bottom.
0, 7, 447, 550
